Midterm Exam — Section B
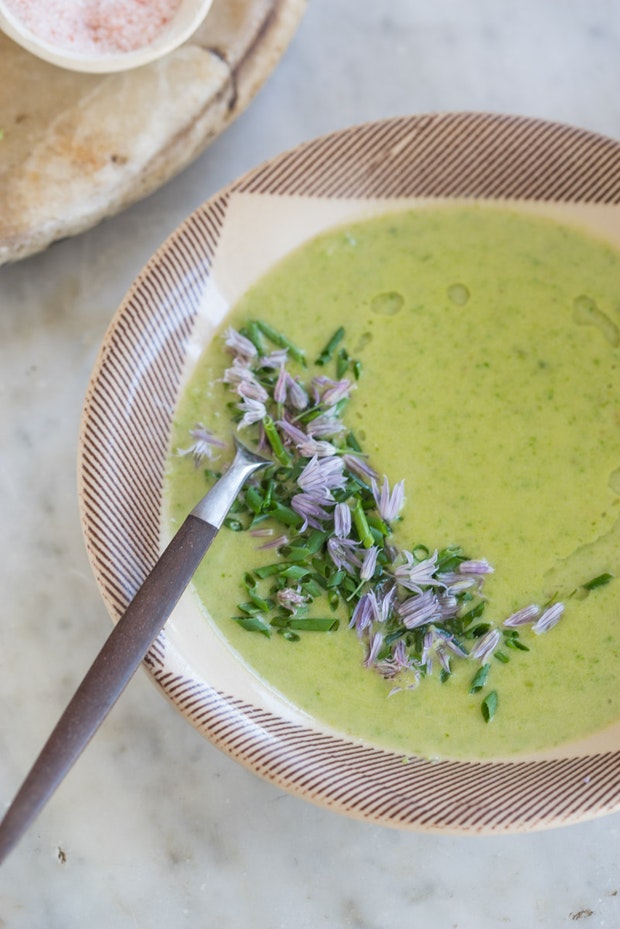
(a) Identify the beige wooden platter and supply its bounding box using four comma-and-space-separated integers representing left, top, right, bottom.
0, 0, 306, 265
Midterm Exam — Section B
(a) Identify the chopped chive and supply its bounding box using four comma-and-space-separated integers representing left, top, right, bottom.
279, 564, 311, 580
234, 616, 271, 637
436, 546, 466, 572
315, 327, 345, 365
241, 321, 267, 354
287, 617, 339, 632
223, 517, 245, 531
328, 592, 340, 610
255, 319, 306, 365
284, 546, 313, 562
351, 497, 374, 548
302, 579, 324, 598
412, 544, 431, 560
326, 570, 346, 588
336, 347, 349, 378
263, 415, 292, 466
308, 572, 328, 590
468, 622, 491, 638
268, 502, 303, 528
236, 601, 267, 616
582, 572, 613, 591
481, 690, 498, 722
469, 662, 491, 694
345, 431, 363, 453
504, 637, 530, 652
247, 590, 272, 611
460, 602, 486, 626
245, 485, 264, 514
303, 529, 330, 553
194, 320, 570, 725
254, 563, 286, 579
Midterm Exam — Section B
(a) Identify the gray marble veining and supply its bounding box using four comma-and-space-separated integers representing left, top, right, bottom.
2, 1, 620, 926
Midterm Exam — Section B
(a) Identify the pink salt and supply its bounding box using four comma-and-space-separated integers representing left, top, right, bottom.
4, 0, 183, 55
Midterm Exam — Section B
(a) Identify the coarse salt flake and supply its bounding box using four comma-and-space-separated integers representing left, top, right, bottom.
4, 0, 183, 55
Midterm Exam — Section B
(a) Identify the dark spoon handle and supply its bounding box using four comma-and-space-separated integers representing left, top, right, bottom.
0, 514, 217, 866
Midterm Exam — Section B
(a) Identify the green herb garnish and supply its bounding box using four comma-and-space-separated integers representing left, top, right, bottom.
178, 321, 584, 722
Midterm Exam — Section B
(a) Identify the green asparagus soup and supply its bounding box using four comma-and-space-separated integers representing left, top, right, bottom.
166, 205, 620, 760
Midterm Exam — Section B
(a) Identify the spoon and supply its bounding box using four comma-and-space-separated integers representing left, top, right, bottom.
0, 438, 269, 864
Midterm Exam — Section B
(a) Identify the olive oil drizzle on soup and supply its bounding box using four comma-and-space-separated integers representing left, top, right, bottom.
166, 206, 620, 760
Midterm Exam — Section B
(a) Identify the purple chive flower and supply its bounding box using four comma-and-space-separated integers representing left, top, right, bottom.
273, 366, 308, 410
342, 453, 379, 482
333, 502, 352, 539
225, 327, 257, 361
259, 349, 289, 369
257, 533, 289, 550
435, 645, 452, 674
436, 593, 459, 621
277, 419, 336, 458
286, 375, 309, 411
307, 412, 348, 439
327, 537, 361, 574
297, 455, 346, 501
237, 396, 267, 428
420, 627, 454, 675
397, 589, 442, 629
533, 602, 564, 634
436, 572, 481, 595
349, 592, 375, 635
237, 378, 269, 403
290, 493, 332, 530
503, 603, 541, 628
363, 630, 384, 667
178, 424, 226, 465
372, 476, 405, 522
276, 418, 307, 444
391, 550, 442, 594
360, 545, 379, 581
299, 438, 337, 458
273, 364, 288, 404
421, 627, 437, 671
277, 587, 308, 614
435, 630, 468, 658
470, 628, 502, 661
349, 587, 394, 636
377, 640, 413, 679
222, 361, 267, 401
312, 375, 354, 407
458, 559, 494, 576
223, 360, 252, 387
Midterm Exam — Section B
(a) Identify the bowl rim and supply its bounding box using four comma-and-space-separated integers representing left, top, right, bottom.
78, 112, 620, 833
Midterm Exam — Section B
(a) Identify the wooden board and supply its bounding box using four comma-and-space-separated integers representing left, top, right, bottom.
0, 0, 306, 264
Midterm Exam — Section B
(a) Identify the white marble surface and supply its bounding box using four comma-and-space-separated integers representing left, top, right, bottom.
2, 1, 620, 926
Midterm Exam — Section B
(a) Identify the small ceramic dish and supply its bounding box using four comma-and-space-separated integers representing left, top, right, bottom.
79, 113, 620, 834
0, 0, 213, 72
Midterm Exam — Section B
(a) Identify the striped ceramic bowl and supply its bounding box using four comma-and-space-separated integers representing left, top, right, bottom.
79, 113, 620, 833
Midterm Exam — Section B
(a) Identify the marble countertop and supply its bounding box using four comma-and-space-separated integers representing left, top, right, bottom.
2, 1, 620, 926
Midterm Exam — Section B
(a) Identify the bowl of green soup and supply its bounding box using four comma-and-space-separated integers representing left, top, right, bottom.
79, 113, 620, 833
